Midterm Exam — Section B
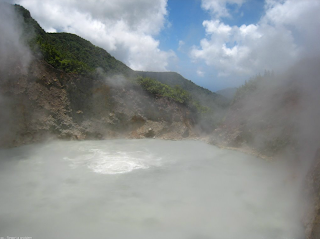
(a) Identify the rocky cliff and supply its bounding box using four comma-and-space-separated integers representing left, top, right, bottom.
0, 58, 198, 147
0, 4, 217, 147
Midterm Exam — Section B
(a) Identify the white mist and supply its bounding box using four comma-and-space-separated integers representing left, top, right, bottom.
0, 139, 306, 239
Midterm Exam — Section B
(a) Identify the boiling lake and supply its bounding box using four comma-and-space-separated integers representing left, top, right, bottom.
0, 139, 305, 239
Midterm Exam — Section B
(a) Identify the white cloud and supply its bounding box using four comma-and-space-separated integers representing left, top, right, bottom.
178, 40, 185, 51
201, 0, 246, 18
14, 0, 174, 71
192, 0, 320, 80
197, 69, 205, 77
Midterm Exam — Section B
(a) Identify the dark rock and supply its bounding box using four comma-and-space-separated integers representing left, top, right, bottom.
145, 128, 155, 138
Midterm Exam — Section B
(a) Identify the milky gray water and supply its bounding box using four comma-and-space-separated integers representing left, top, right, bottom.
0, 139, 305, 239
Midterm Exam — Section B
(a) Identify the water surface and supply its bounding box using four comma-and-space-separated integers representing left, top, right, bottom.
0, 139, 304, 239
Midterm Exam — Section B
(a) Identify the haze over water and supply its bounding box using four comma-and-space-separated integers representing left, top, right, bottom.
0, 140, 305, 239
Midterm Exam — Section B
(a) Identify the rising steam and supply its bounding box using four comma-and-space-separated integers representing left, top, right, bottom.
0, 3, 32, 75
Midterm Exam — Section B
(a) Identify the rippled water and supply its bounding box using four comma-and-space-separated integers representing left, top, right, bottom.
0, 139, 305, 239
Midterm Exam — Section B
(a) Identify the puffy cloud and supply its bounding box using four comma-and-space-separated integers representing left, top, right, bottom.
14, 0, 174, 71
262, 0, 320, 57
192, 0, 320, 80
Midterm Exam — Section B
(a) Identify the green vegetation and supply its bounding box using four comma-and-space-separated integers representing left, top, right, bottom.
136, 77, 209, 113
136, 77, 191, 104
137, 71, 229, 109
15, 4, 217, 126
36, 33, 132, 75
137, 71, 213, 95
16, 4, 222, 114
15, 4, 132, 76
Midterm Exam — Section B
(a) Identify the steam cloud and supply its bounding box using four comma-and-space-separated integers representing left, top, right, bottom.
0, 3, 33, 145
0, 2, 32, 75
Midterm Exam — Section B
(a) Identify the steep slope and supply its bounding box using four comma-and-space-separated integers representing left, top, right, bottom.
14, 4, 133, 76
0, 4, 200, 147
39, 32, 133, 76
1, 59, 196, 147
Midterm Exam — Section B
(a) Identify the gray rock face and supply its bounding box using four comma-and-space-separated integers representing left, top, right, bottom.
0, 59, 197, 147
307, 149, 320, 239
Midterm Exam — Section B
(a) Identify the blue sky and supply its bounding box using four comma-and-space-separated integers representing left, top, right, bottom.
157, 0, 266, 91
7, 0, 320, 91
158, 0, 211, 88
158, 0, 209, 51
153, 0, 264, 90
160, 0, 265, 49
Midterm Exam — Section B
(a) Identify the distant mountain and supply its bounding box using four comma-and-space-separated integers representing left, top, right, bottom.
136, 71, 229, 109
216, 87, 237, 100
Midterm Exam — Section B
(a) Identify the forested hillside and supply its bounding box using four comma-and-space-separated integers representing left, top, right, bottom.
15, 5, 133, 76
137, 71, 229, 108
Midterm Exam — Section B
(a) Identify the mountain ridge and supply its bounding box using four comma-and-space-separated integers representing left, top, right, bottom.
0, 3, 226, 147
14, 4, 225, 110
